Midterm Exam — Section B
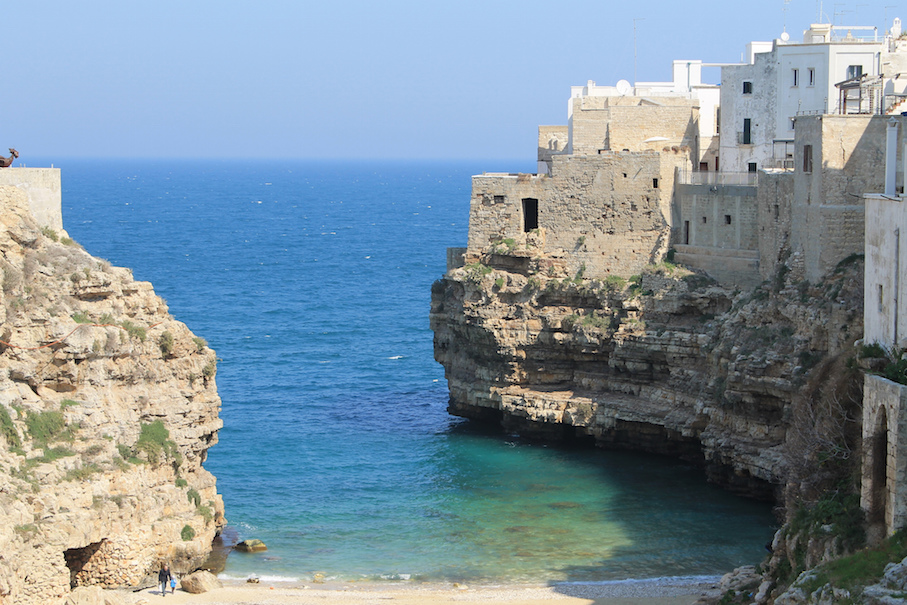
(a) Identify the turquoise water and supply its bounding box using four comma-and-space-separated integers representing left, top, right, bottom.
58, 159, 776, 584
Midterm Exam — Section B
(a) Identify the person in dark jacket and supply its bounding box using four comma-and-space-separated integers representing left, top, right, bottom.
158, 564, 172, 597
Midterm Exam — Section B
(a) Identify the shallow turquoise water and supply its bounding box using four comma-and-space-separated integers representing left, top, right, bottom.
58, 158, 776, 584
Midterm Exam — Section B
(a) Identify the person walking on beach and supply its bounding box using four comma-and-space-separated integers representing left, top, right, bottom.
158, 563, 172, 597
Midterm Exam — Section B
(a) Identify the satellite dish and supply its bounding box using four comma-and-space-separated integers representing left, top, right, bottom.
616, 79, 632, 95
780, 31, 790, 42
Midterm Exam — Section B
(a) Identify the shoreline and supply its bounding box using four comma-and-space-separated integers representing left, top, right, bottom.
118, 577, 719, 605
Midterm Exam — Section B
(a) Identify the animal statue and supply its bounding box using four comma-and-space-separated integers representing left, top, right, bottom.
0, 148, 19, 168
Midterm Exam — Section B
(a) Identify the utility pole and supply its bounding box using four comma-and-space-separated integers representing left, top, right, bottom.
633, 18, 645, 89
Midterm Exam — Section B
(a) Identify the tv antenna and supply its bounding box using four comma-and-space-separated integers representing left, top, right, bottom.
783, 0, 791, 33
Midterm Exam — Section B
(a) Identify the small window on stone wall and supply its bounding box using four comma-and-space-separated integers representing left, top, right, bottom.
623, 173, 628, 178
653, 178, 659, 188
743, 81, 753, 94
493, 195, 505, 203
879, 284, 885, 313
803, 144, 813, 173
725, 215, 732, 225
702, 216, 707, 224
774, 204, 779, 219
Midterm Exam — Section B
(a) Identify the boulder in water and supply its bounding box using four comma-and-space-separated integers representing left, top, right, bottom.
234, 539, 267, 552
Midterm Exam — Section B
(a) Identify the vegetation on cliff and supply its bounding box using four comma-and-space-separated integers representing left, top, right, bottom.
0, 185, 224, 603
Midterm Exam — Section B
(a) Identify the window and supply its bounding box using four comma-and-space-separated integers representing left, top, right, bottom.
808, 68, 815, 86
725, 215, 732, 225
493, 195, 505, 203
748, 162, 758, 173
702, 216, 708, 224
773, 204, 779, 219
802, 144, 813, 173
522, 198, 538, 232
846, 65, 863, 80
743, 81, 753, 94
879, 284, 885, 313
716, 108, 720, 134
653, 178, 659, 189
792, 68, 799, 86
743, 118, 752, 144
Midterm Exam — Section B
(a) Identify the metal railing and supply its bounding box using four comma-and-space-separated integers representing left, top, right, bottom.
677, 169, 758, 186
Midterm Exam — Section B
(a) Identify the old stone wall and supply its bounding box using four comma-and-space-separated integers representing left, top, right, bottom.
790, 115, 907, 282
466, 151, 688, 280
861, 375, 907, 536
0, 168, 63, 231
0, 186, 224, 604
569, 96, 699, 158
757, 170, 795, 282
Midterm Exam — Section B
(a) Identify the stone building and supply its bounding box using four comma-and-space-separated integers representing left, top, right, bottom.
861, 118, 907, 538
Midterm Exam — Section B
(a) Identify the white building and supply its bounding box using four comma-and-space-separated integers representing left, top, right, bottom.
719, 23, 901, 175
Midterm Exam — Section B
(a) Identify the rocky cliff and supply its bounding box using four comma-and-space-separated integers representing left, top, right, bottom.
0, 186, 225, 604
431, 237, 864, 502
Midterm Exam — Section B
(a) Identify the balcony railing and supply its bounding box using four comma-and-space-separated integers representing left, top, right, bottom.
677, 170, 758, 186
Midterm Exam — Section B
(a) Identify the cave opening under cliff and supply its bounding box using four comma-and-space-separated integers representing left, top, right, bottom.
64, 539, 106, 588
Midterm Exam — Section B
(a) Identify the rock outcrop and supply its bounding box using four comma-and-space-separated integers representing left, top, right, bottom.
0, 186, 225, 604
431, 242, 864, 500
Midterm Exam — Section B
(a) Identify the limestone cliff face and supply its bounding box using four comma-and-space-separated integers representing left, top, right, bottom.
0, 186, 225, 604
431, 242, 863, 500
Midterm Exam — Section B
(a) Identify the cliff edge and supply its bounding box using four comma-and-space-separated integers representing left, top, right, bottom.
0, 185, 225, 604
431, 236, 864, 502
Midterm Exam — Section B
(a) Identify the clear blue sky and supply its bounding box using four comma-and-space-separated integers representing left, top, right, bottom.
1, 1, 901, 161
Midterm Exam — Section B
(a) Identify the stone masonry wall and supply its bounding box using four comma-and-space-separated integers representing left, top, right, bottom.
569, 96, 699, 158
0, 168, 62, 231
467, 151, 688, 280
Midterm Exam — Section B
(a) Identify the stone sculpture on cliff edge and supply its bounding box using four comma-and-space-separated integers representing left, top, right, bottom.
0, 148, 19, 167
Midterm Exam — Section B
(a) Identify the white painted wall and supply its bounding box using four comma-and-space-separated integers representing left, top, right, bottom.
865, 193, 907, 348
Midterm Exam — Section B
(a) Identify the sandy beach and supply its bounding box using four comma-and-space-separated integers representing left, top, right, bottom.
121, 578, 713, 605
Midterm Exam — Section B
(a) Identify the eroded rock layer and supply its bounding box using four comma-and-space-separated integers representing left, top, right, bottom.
0, 186, 224, 604
431, 244, 863, 501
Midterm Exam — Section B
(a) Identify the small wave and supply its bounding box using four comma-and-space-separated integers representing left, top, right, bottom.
218, 573, 301, 583
387, 355, 404, 360
554, 575, 721, 587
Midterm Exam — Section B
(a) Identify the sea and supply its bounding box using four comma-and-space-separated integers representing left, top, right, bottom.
52, 158, 777, 586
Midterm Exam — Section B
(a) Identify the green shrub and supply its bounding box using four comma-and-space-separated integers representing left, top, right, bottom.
159, 331, 174, 356
859, 343, 887, 359
41, 226, 59, 242
202, 362, 216, 379
181, 525, 196, 541
197, 504, 213, 523
25, 410, 66, 445
120, 320, 146, 342
63, 464, 101, 482
175, 478, 188, 488
494, 277, 504, 289
60, 399, 79, 408
187, 488, 201, 507
0, 405, 20, 448
37, 446, 76, 463
134, 420, 180, 466
192, 337, 207, 352
464, 262, 492, 283
71, 311, 91, 324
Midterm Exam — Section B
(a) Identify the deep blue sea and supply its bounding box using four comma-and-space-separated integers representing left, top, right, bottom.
53, 158, 776, 585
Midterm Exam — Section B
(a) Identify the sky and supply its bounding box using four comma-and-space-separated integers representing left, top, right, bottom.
1, 1, 903, 161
